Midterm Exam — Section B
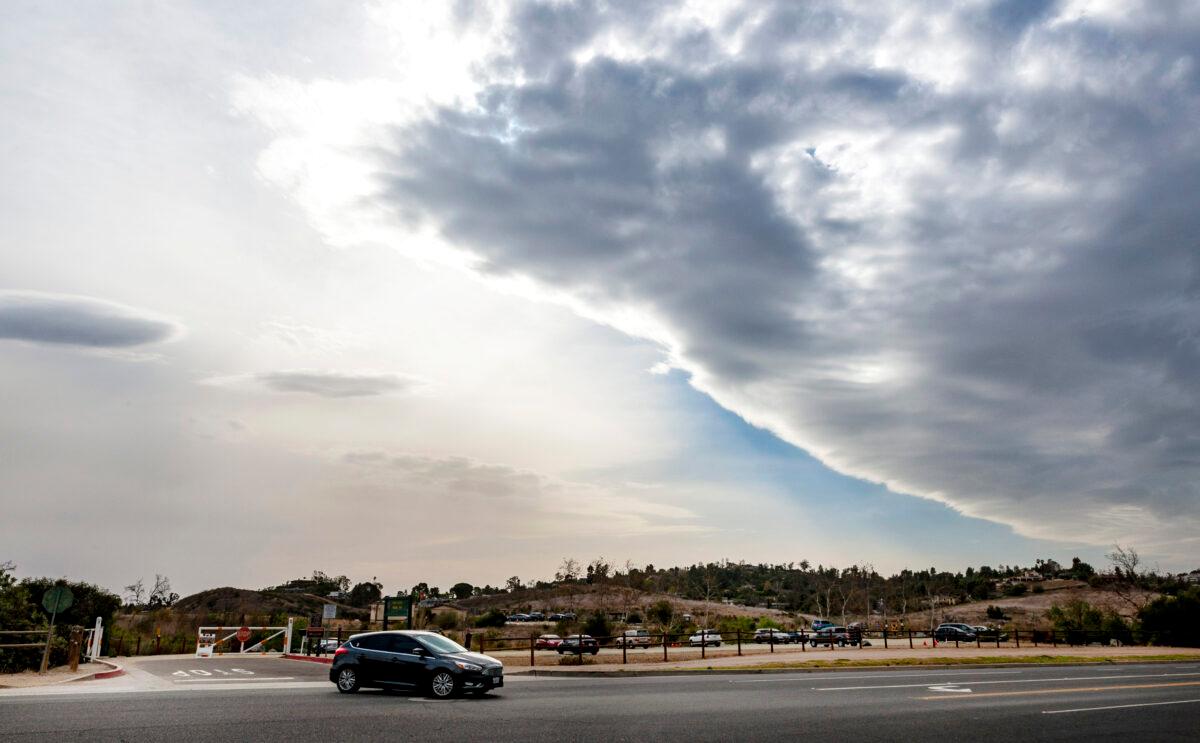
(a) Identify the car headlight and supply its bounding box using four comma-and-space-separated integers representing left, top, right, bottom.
454, 661, 483, 672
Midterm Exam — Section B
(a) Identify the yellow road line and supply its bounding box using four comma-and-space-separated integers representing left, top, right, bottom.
919, 680, 1200, 701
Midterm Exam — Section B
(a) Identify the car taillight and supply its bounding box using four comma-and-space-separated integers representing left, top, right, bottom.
334, 646, 348, 656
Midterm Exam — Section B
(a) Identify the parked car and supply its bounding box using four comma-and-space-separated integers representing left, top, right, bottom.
810, 619, 834, 631
933, 623, 978, 642
507, 613, 531, 622
753, 628, 790, 644
689, 630, 722, 647
317, 638, 342, 653
329, 630, 503, 698
788, 631, 810, 644
534, 634, 562, 650
809, 626, 859, 647
971, 626, 1009, 642
556, 634, 599, 655
614, 629, 654, 648
527, 612, 545, 622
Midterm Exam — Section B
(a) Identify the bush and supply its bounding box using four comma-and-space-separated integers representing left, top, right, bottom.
1002, 583, 1027, 597
985, 605, 1005, 620
626, 612, 643, 624
473, 609, 507, 628
1031, 584, 1044, 594
582, 611, 612, 640
433, 611, 461, 631
1138, 587, 1200, 647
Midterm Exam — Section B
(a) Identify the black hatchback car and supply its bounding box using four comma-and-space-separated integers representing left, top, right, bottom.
330, 630, 503, 698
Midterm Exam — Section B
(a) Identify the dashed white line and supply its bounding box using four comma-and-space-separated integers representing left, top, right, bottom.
1043, 698, 1200, 714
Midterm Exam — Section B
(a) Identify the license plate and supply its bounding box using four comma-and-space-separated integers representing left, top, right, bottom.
493, 677, 503, 687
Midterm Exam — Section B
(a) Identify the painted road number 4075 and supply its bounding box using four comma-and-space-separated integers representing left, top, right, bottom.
173, 669, 255, 677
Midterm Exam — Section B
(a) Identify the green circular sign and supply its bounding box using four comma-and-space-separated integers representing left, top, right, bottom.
42, 586, 74, 615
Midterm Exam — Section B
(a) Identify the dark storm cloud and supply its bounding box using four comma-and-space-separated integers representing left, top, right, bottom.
368, 1, 1200, 550
0, 291, 180, 348
254, 370, 415, 398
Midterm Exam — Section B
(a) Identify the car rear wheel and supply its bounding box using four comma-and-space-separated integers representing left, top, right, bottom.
589, 648, 598, 655
428, 671, 460, 699
335, 668, 360, 694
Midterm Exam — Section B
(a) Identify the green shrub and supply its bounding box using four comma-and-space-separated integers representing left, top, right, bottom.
1138, 587, 1200, 647
582, 611, 612, 640
473, 609, 507, 628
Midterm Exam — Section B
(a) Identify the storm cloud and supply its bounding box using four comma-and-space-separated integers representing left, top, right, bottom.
359, 1, 1200, 552
0, 291, 180, 348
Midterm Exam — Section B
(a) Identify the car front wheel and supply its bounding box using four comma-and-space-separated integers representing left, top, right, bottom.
429, 671, 459, 699
335, 668, 360, 694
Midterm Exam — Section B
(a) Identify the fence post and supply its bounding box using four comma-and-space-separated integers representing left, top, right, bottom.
530, 634, 535, 668
995, 630, 1000, 649
701, 632, 706, 660
1014, 629, 1020, 649
480, 635, 486, 655
155, 635, 161, 654
737, 630, 742, 657
883, 628, 888, 649
769, 631, 774, 653
621, 635, 627, 665
663, 631, 668, 662
908, 630, 913, 649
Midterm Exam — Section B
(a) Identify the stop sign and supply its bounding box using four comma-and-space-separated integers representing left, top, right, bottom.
236, 626, 251, 643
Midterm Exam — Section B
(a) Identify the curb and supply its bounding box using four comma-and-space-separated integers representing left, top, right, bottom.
283, 654, 333, 665
65, 659, 124, 683
513, 656, 1200, 678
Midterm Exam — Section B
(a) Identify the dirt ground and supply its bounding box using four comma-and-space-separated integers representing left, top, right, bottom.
0, 664, 97, 688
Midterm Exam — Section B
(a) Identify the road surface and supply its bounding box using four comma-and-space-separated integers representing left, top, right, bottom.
2, 658, 1198, 741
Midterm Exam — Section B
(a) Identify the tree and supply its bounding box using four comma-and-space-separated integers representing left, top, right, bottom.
450, 582, 474, 600
647, 600, 673, 628
555, 558, 581, 583
148, 574, 178, 608
123, 578, 146, 607
505, 576, 523, 593
1106, 544, 1156, 613
349, 580, 383, 607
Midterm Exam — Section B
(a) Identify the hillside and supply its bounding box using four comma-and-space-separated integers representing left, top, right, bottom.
172, 587, 367, 621
453, 583, 791, 621
918, 581, 1157, 626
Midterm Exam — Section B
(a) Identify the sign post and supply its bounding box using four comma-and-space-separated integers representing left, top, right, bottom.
236, 626, 251, 653
40, 586, 73, 673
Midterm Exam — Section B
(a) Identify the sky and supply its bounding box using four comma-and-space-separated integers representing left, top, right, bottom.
2, 0, 1198, 597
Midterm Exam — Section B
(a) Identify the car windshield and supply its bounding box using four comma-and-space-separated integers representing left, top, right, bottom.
417, 634, 468, 655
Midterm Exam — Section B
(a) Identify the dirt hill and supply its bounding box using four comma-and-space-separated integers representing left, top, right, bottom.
172, 587, 366, 620
907, 581, 1155, 627
453, 583, 791, 621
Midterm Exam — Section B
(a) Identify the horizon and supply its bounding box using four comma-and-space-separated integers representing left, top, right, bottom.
4, 2, 1200, 598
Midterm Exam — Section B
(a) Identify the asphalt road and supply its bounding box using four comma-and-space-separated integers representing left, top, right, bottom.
3, 661, 1199, 741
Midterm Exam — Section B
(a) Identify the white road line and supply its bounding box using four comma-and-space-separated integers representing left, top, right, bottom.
173, 677, 295, 683
816, 671, 1200, 691
1043, 698, 1200, 715
732, 670, 1025, 683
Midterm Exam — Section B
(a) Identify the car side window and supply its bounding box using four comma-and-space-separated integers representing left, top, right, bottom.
354, 635, 388, 651
388, 635, 424, 654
